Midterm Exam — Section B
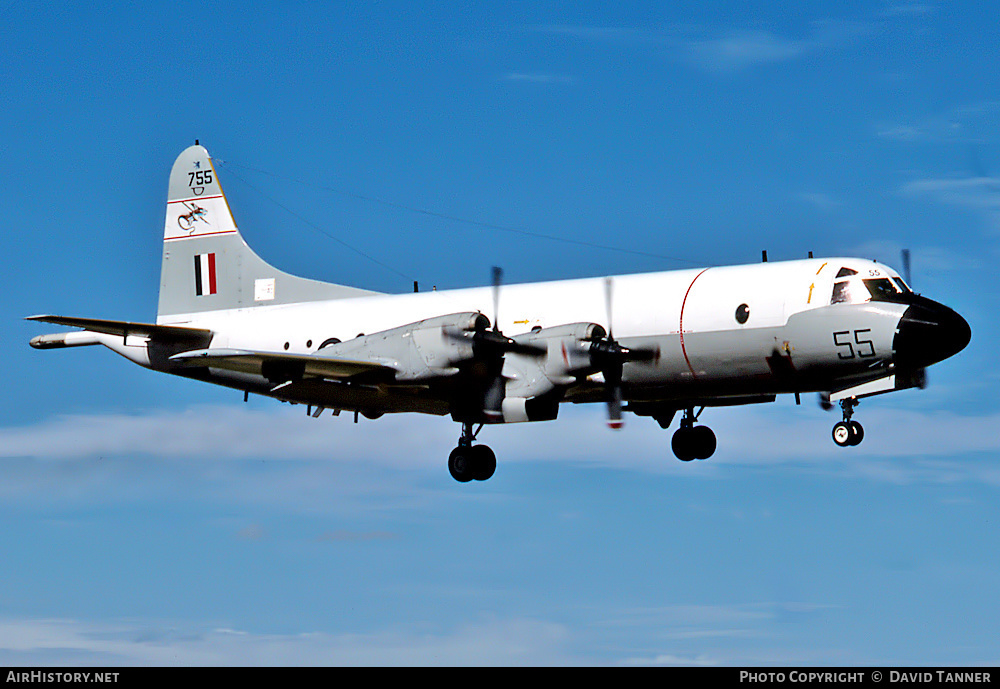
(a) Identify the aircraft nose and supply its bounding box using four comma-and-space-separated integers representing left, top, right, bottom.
893, 297, 971, 370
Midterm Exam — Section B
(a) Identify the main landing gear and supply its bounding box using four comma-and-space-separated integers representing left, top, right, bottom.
831, 397, 864, 447
448, 421, 497, 482
671, 408, 717, 462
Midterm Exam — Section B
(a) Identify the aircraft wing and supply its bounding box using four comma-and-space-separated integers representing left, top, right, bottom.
26, 315, 213, 342
169, 348, 396, 382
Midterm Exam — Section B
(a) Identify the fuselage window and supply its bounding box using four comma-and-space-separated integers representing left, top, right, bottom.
836, 267, 858, 278
735, 303, 750, 324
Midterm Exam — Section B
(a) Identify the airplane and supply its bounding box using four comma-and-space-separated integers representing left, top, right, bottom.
28, 143, 972, 482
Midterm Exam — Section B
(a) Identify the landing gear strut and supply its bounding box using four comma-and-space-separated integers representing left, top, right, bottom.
671, 407, 717, 462
448, 421, 497, 482
832, 397, 864, 447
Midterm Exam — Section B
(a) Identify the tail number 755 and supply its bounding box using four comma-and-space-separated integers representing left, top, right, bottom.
833, 329, 876, 359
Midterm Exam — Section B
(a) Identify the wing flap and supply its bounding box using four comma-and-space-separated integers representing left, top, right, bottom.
169, 348, 396, 381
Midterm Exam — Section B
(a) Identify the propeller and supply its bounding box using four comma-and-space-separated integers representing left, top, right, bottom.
592, 277, 658, 429
475, 266, 546, 356
899, 248, 930, 389
442, 267, 544, 357
443, 267, 545, 419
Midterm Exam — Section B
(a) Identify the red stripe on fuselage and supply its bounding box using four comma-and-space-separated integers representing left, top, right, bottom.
679, 268, 710, 379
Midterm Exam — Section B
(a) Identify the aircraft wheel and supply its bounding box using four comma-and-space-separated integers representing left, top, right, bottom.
449, 445, 496, 482
848, 421, 864, 446
691, 425, 717, 460
672, 428, 697, 462
832, 421, 853, 447
448, 447, 475, 482
470, 444, 497, 481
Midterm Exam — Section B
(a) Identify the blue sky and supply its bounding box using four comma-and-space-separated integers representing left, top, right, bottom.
2, 0, 998, 666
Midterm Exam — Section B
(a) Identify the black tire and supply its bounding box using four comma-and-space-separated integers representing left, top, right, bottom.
448, 447, 475, 482
691, 425, 717, 460
848, 421, 864, 446
471, 445, 497, 481
672, 428, 697, 462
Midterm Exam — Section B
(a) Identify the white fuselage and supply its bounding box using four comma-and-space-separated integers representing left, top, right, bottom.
153, 257, 909, 408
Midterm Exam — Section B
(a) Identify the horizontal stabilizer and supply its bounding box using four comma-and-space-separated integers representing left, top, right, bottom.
29, 331, 102, 349
26, 315, 213, 341
169, 348, 396, 382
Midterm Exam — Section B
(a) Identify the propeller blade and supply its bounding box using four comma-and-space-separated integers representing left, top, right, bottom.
604, 359, 624, 429
607, 386, 624, 429
818, 392, 834, 411
604, 276, 614, 340
492, 266, 503, 332
901, 249, 912, 287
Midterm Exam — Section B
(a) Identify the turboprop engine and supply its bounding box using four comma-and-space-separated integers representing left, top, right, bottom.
499, 323, 609, 423
319, 312, 490, 381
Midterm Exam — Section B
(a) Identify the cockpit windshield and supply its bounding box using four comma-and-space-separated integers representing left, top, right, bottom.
863, 278, 902, 301
830, 267, 912, 305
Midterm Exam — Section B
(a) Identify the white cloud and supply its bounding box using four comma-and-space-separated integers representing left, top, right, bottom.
879, 2, 935, 18
2, 401, 998, 489
528, 20, 872, 73
902, 177, 1000, 210
878, 102, 1000, 144
901, 175, 1000, 233
799, 192, 843, 212
0, 616, 577, 666
683, 29, 811, 71
502, 73, 576, 85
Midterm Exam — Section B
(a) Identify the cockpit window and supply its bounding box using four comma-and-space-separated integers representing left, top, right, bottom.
831, 281, 852, 304
836, 267, 858, 278
891, 277, 913, 294
863, 278, 903, 301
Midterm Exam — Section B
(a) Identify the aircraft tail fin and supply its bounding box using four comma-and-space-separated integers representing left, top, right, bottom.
157, 144, 378, 321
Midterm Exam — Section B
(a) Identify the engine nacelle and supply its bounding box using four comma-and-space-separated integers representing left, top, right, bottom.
503, 322, 607, 401
318, 312, 489, 382
500, 394, 561, 423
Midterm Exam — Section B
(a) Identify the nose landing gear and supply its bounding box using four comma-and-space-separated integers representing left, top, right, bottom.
832, 398, 864, 447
